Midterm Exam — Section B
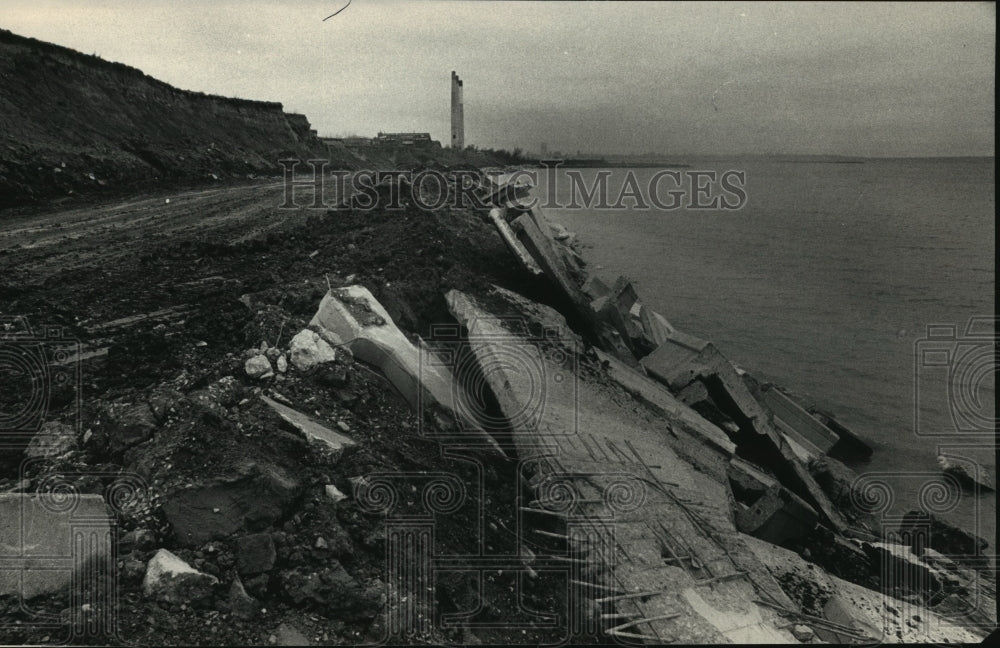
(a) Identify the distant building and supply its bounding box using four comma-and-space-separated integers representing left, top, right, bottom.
376, 132, 433, 145
321, 136, 374, 147
540, 142, 548, 157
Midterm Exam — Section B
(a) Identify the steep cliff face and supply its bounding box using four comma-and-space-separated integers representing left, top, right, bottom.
0, 29, 324, 207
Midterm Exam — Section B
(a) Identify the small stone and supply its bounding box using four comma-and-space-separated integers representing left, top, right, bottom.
274, 623, 310, 646
276, 354, 288, 373
324, 485, 347, 503
245, 355, 274, 379
229, 576, 260, 620
315, 537, 328, 550
792, 624, 815, 642
142, 549, 218, 605
289, 329, 337, 372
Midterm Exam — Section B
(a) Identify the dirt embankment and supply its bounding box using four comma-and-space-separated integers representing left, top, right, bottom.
0, 29, 326, 208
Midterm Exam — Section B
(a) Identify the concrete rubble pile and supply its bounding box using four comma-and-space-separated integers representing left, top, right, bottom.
475, 196, 994, 643
2, 182, 991, 645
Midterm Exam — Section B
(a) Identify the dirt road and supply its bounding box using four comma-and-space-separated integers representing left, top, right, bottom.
0, 180, 330, 284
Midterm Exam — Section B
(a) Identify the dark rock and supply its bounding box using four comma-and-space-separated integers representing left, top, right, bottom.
236, 533, 277, 575
97, 400, 159, 455
120, 559, 147, 586
228, 576, 260, 620
244, 573, 270, 599
280, 562, 383, 620
162, 461, 302, 547
314, 363, 349, 388
147, 387, 185, 424
898, 510, 989, 560
119, 527, 157, 553
808, 456, 883, 536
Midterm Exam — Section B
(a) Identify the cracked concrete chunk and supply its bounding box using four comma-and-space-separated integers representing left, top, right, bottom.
735, 484, 819, 546
758, 385, 840, 460
260, 394, 355, 455
309, 285, 502, 454
0, 493, 111, 599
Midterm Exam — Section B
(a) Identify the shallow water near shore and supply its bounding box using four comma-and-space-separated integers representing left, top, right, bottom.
535, 158, 995, 547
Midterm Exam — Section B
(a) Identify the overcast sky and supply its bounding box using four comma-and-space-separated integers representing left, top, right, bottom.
3, 1, 995, 156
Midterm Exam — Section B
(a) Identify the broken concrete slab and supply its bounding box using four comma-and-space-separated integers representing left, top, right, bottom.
488, 207, 542, 276
0, 493, 111, 600
638, 303, 674, 347
807, 406, 874, 460
676, 380, 742, 435
757, 384, 840, 460
143, 548, 218, 605
260, 394, 355, 457
641, 329, 775, 436
581, 275, 609, 301
736, 484, 819, 546
309, 285, 503, 455
641, 330, 850, 535
595, 350, 736, 463
728, 456, 780, 503
510, 210, 586, 309
446, 285, 808, 643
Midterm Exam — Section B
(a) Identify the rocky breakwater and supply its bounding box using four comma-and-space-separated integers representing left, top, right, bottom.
463, 191, 995, 642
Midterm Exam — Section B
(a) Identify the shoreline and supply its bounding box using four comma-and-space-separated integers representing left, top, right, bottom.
0, 169, 995, 643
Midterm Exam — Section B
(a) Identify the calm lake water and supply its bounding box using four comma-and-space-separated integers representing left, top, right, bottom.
533, 158, 995, 545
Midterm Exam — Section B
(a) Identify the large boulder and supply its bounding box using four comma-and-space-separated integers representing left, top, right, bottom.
142, 548, 218, 605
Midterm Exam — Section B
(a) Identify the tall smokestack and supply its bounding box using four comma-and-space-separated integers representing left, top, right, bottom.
451, 71, 464, 150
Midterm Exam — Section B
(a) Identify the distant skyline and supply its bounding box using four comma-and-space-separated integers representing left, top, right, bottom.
3, 1, 994, 157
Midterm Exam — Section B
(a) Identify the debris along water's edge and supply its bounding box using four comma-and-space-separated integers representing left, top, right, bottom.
0, 158, 990, 645
445, 285, 806, 644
